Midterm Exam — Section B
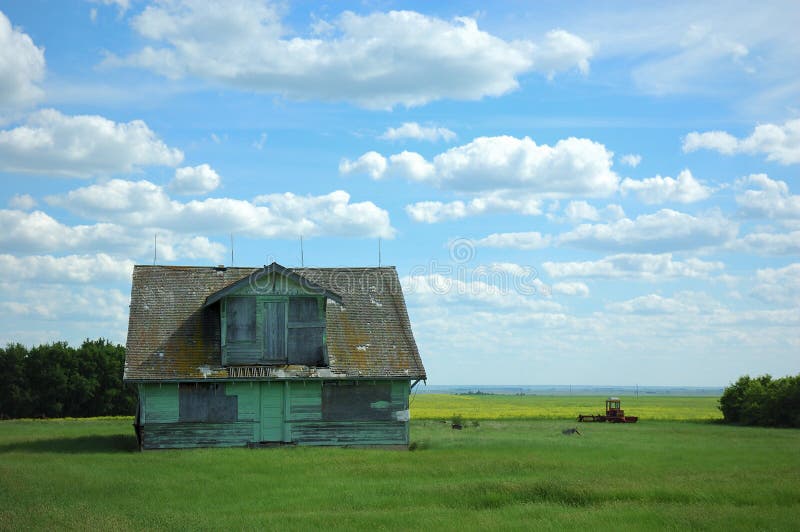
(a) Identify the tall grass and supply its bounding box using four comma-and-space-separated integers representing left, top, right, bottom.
2, 407, 798, 530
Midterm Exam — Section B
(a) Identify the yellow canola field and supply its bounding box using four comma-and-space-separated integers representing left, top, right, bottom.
410, 394, 722, 421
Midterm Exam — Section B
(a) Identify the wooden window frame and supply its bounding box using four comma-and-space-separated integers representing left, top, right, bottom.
223, 295, 326, 366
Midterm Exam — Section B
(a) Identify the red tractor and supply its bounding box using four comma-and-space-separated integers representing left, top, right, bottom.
578, 397, 638, 423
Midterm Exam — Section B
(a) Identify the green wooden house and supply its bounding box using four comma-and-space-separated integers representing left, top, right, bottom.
123, 262, 426, 449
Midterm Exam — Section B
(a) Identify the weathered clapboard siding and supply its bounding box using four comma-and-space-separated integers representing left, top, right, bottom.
140, 384, 178, 423
287, 381, 323, 421
260, 382, 284, 442
225, 382, 260, 441
289, 380, 409, 445
225, 382, 259, 420
137, 380, 411, 448
143, 422, 255, 449
288, 421, 407, 446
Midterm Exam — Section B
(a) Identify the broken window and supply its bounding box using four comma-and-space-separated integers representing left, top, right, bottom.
179, 383, 238, 423
322, 381, 392, 421
226, 297, 256, 343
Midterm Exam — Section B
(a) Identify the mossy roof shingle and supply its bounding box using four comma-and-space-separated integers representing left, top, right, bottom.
124, 265, 426, 381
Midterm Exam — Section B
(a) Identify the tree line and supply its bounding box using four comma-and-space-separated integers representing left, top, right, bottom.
0, 339, 136, 419
720, 374, 800, 428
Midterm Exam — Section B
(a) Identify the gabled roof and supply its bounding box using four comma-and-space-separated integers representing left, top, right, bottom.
203, 262, 343, 307
124, 264, 426, 382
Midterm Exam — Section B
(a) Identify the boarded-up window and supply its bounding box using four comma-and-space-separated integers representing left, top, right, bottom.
288, 297, 324, 366
322, 382, 392, 421
179, 383, 238, 423
289, 297, 318, 322
226, 297, 256, 343
263, 301, 287, 362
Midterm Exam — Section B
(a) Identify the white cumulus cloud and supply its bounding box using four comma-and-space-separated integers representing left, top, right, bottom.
0, 253, 134, 283
0, 11, 45, 115
619, 154, 642, 168
45, 179, 395, 239
532, 29, 593, 79
344, 135, 619, 196
380, 122, 456, 142
552, 281, 590, 297
558, 209, 737, 252
169, 164, 221, 195
107, 2, 593, 109
0, 109, 184, 177
0, 208, 226, 262
474, 231, 551, 250
405, 192, 543, 223
751, 263, 800, 306
606, 293, 701, 315
730, 230, 800, 256
543, 253, 725, 280
561, 201, 625, 223
735, 173, 800, 220
8, 193, 36, 210
683, 119, 800, 165
339, 151, 387, 180
620, 169, 712, 204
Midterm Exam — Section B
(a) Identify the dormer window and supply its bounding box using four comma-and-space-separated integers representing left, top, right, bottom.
205, 263, 342, 368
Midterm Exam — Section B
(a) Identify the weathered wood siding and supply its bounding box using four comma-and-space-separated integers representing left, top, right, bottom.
260, 382, 284, 442
288, 380, 409, 445
138, 379, 410, 449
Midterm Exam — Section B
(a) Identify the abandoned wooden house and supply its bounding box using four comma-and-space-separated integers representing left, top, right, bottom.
123, 262, 426, 449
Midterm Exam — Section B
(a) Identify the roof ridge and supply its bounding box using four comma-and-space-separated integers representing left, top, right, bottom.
133, 265, 398, 270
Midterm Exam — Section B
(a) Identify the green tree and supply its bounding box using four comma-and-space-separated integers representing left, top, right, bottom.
720, 373, 800, 428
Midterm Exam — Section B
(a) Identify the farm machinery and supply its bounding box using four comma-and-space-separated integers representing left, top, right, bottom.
577, 397, 638, 423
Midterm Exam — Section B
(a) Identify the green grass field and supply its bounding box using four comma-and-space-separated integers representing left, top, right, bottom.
2, 395, 798, 530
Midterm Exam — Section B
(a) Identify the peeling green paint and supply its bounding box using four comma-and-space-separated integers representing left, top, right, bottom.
138, 379, 411, 449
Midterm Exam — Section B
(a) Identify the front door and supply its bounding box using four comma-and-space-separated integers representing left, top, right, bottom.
260, 383, 284, 442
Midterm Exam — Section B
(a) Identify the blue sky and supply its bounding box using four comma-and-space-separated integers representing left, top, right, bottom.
1, 0, 798, 386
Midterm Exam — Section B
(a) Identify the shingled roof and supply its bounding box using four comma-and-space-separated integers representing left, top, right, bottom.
124, 265, 426, 382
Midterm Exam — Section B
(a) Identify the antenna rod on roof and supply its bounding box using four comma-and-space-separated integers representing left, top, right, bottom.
230, 233, 234, 266
378, 237, 382, 267
300, 235, 304, 267
153, 233, 157, 265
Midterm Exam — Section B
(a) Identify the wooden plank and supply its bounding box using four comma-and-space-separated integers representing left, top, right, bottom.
141, 384, 179, 423
263, 301, 286, 362
226, 297, 256, 343
287, 421, 407, 446
142, 421, 255, 449
259, 382, 284, 442
287, 381, 322, 421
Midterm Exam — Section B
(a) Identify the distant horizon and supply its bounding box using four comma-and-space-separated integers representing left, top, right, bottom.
416, 383, 725, 396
